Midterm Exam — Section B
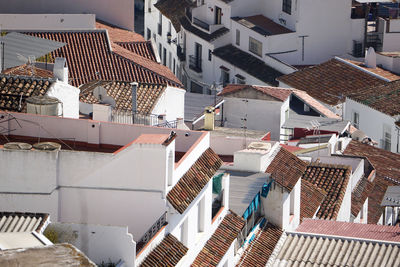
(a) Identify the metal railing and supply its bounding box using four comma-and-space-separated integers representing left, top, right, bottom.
193, 17, 210, 31
189, 55, 202, 73
111, 110, 177, 128
136, 212, 167, 253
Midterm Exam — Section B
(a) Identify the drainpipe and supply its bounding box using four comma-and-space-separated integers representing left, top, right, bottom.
131, 82, 138, 124
396, 124, 400, 153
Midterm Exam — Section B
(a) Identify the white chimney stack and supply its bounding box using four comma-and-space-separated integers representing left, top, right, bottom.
365, 47, 377, 69
53, 57, 68, 83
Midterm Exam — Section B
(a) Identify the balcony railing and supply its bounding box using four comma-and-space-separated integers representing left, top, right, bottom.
177, 45, 186, 61
193, 17, 210, 31
189, 55, 202, 73
111, 110, 177, 128
136, 212, 167, 253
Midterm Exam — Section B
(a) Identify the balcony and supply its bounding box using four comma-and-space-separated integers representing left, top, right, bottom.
177, 45, 186, 61
189, 55, 202, 73
167, 32, 172, 44
193, 17, 210, 31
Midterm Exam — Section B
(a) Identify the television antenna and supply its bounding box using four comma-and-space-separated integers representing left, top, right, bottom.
16, 53, 36, 76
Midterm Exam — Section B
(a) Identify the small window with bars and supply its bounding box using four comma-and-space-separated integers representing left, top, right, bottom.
249, 37, 262, 57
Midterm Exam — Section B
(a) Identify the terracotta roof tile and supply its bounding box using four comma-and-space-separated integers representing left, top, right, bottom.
192, 212, 244, 266
347, 59, 400, 82
236, 222, 283, 267
3, 65, 54, 79
96, 21, 145, 42
351, 174, 374, 217
26, 31, 182, 88
219, 84, 291, 101
297, 219, 400, 243
154, 0, 195, 32
0, 75, 53, 112
232, 15, 294, 36
266, 146, 308, 192
277, 58, 387, 105
79, 80, 167, 114
167, 148, 222, 214
116, 41, 157, 61
132, 134, 170, 145
302, 163, 351, 220
139, 234, 188, 267
344, 140, 400, 224
213, 45, 282, 86
300, 179, 327, 222
348, 80, 400, 117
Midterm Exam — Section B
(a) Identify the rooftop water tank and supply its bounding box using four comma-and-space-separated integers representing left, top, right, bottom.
33, 142, 61, 151
3, 142, 32, 150
26, 96, 61, 116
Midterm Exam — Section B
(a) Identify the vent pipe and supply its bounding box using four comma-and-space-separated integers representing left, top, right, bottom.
131, 82, 138, 113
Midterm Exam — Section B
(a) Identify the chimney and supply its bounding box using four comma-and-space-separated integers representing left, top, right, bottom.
53, 57, 68, 83
365, 47, 377, 69
204, 106, 215, 131
131, 82, 138, 113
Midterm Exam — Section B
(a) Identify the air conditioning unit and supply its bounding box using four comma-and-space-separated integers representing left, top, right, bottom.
248, 142, 271, 150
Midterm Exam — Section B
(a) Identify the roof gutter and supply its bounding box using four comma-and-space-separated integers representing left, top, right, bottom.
334, 56, 391, 82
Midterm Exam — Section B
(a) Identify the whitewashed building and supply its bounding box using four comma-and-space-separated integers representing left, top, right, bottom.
0, 111, 246, 267
146, 0, 365, 93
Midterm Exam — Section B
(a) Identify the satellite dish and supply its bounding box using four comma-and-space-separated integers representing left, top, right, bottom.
93, 86, 108, 102
352, 129, 366, 141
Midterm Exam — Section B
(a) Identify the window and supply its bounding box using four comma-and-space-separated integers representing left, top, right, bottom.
153, 33, 156, 41
173, 59, 176, 75
249, 37, 262, 57
236, 29, 240, 46
168, 52, 172, 68
382, 125, 392, 151
353, 111, 359, 129
158, 13, 162, 35
235, 74, 245, 84
146, 28, 151, 40
208, 49, 212, 61
163, 47, 167, 66
215, 6, 222, 24
282, 0, 292, 15
191, 81, 203, 94
220, 67, 230, 86
158, 44, 162, 58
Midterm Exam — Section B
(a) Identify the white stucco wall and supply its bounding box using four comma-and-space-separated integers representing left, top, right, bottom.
152, 86, 185, 122
48, 222, 136, 267
381, 19, 400, 52
0, 14, 96, 30
0, 0, 135, 30
46, 81, 80, 119
336, 173, 352, 222
344, 98, 398, 153
222, 97, 283, 140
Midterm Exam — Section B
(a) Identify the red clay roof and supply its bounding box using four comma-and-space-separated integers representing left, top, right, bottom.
277, 58, 387, 105
300, 179, 327, 222
139, 234, 188, 267
3, 65, 53, 79
348, 80, 400, 117
344, 141, 400, 224
79, 80, 167, 114
27, 31, 182, 88
266, 146, 308, 192
280, 144, 303, 153
133, 134, 170, 145
192, 212, 244, 266
351, 174, 374, 217
95, 21, 144, 42
236, 222, 283, 267
116, 41, 157, 61
347, 59, 400, 82
167, 148, 222, 214
302, 163, 351, 220
219, 84, 291, 101
297, 219, 400, 243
